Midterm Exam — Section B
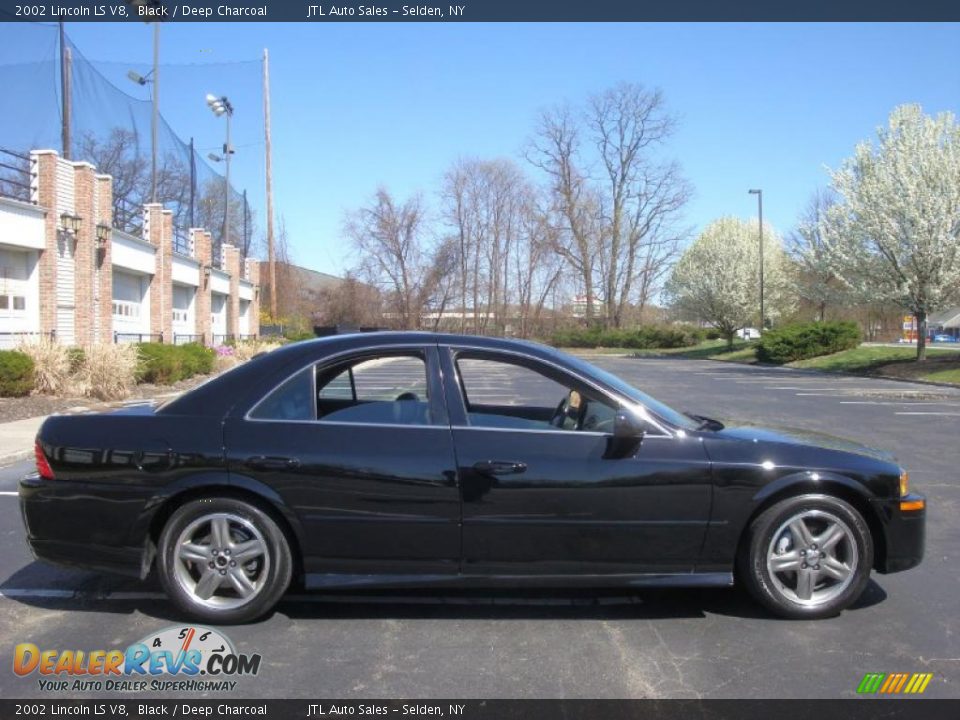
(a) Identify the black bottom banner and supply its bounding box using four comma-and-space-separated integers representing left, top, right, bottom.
1, 700, 958, 720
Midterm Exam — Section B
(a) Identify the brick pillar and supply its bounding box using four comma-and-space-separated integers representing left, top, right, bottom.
32, 151, 59, 338
246, 258, 261, 337
145, 204, 173, 342
224, 244, 241, 338
194, 229, 212, 345
95, 174, 113, 344
72, 162, 97, 346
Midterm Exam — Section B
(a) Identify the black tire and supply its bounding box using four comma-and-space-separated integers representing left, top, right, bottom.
737, 493, 873, 620
157, 496, 292, 624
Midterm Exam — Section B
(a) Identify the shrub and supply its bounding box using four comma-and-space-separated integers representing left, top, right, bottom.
137, 342, 217, 385
549, 324, 704, 350
66, 347, 86, 374
756, 321, 862, 365
0, 350, 35, 397
284, 330, 316, 342
17, 338, 71, 394
179, 343, 215, 377
81, 343, 139, 400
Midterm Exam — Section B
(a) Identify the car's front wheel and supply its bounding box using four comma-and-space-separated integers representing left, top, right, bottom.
739, 494, 873, 619
157, 496, 292, 623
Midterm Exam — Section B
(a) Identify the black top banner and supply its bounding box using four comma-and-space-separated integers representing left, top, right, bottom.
0, 0, 958, 22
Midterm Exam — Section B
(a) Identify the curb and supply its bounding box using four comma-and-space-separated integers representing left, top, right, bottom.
0, 449, 32, 468
703, 357, 960, 390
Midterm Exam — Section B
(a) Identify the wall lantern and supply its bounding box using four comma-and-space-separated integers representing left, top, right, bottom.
203, 265, 212, 286
60, 213, 82, 234
96, 223, 111, 247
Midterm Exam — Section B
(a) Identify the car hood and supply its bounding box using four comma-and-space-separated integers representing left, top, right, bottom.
712, 424, 896, 463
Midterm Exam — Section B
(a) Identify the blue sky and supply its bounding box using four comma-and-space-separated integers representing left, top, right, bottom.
58, 22, 960, 275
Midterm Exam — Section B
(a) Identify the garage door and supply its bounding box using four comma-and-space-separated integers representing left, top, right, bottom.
113, 270, 147, 337
0, 247, 36, 348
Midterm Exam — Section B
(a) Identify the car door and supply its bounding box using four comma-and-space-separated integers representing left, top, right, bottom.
223, 344, 461, 581
439, 346, 713, 576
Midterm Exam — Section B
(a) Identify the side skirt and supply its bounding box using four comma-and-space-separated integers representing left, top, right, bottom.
304, 571, 735, 591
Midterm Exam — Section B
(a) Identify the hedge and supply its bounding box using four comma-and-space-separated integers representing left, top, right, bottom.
136, 342, 215, 385
0, 350, 35, 397
549, 324, 705, 350
756, 321, 861, 365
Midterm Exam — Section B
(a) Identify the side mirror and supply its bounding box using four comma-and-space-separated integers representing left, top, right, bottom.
606, 411, 644, 459
614, 410, 645, 439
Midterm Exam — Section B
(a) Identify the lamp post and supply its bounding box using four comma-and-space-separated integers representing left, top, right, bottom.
127, 23, 159, 202
205, 93, 234, 263
748, 189, 764, 332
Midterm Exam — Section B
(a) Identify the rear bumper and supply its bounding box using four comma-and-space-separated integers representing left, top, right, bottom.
19, 473, 149, 579
872, 492, 926, 574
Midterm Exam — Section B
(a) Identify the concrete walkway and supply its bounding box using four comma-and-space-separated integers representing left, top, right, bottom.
0, 416, 45, 466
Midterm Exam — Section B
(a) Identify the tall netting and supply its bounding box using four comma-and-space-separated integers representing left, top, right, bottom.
0, 23, 263, 263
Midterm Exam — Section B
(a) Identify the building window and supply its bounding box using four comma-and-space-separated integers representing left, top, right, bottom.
173, 308, 189, 323
112, 300, 140, 319
0, 295, 26, 312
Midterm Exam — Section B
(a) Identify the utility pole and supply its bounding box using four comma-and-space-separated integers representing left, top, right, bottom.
263, 48, 277, 320
59, 23, 71, 159
150, 23, 159, 202
749, 188, 765, 332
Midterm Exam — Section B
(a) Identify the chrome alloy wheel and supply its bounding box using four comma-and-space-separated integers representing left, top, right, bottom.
766, 509, 858, 607
172, 512, 270, 610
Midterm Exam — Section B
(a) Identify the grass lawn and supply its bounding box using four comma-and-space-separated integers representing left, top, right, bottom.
789, 346, 960, 385
566, 339, 757, 361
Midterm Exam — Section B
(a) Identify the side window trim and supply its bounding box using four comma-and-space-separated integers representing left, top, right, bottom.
439, 344, 673, 438
246, 344, 447, 427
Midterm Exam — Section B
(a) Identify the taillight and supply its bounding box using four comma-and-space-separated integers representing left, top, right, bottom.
35, 440, 54, 480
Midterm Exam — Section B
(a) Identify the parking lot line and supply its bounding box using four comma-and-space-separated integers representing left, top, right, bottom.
894, 412, 960, 416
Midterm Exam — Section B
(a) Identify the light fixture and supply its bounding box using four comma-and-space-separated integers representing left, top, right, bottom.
60, 213, 82, 234
96, 223, 111, 247
205, 93, 233, 118
203, 265, 212, 280
126, 69, 150, 86
208, 152, 223, 163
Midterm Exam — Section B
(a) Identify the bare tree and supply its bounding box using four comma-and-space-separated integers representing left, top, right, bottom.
345, 189, 449, 330
529, 84, 691, 328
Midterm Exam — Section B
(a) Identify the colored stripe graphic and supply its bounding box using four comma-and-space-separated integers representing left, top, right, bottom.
857, 673, 886, 693
858, 672, 932, 694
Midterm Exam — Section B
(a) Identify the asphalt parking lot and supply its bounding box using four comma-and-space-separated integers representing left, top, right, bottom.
1, 355, 958, 699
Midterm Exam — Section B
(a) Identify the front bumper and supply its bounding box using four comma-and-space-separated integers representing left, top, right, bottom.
872, 492, 926, 574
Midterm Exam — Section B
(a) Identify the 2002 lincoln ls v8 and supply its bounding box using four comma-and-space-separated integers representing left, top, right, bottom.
20, 333, 925, 622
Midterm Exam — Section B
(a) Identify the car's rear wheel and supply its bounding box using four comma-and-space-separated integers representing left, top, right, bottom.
157, 497, 292, 624
738, 494, 873, 619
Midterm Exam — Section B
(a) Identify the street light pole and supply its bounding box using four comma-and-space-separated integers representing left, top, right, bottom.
749, 189, 764, 332
205, 93, 234, 263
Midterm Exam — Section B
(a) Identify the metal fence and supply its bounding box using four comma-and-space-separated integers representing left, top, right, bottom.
173, 334, 202, 345
0, 330, 56, 350
114, 331, 163, 344
212, 334, 235, 346
0, 147, 33, 204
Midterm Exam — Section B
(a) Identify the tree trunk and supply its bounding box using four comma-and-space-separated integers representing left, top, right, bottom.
725, 331, 735, 350
916, 311, 927, 361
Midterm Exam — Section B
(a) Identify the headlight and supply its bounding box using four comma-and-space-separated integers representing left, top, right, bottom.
899, 469, 910, 497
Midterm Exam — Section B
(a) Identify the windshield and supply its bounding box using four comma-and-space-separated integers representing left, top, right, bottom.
550, 350, 700, 432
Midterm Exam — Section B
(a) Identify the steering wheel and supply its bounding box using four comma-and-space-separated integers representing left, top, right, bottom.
550, 390, 585, 430
396, 391, 419, 402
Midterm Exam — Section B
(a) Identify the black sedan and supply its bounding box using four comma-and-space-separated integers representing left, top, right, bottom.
20, 333, 925, 623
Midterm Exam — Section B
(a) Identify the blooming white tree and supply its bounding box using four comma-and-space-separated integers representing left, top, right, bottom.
665, 217, 790, 348
788, 190, 849, 321
823, 105, 960, 360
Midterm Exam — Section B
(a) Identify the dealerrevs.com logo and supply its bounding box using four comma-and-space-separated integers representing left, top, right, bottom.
13, 626, 261, 693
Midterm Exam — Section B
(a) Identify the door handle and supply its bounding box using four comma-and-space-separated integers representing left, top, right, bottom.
473, 460, 527, 476
246, 456, 301, 471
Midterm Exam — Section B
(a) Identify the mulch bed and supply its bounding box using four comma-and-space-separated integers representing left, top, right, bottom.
0, 374, 215, 425
866, 353, 960, 381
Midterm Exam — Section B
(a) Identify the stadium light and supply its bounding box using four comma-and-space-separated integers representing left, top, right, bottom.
206, 93, 235, 259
